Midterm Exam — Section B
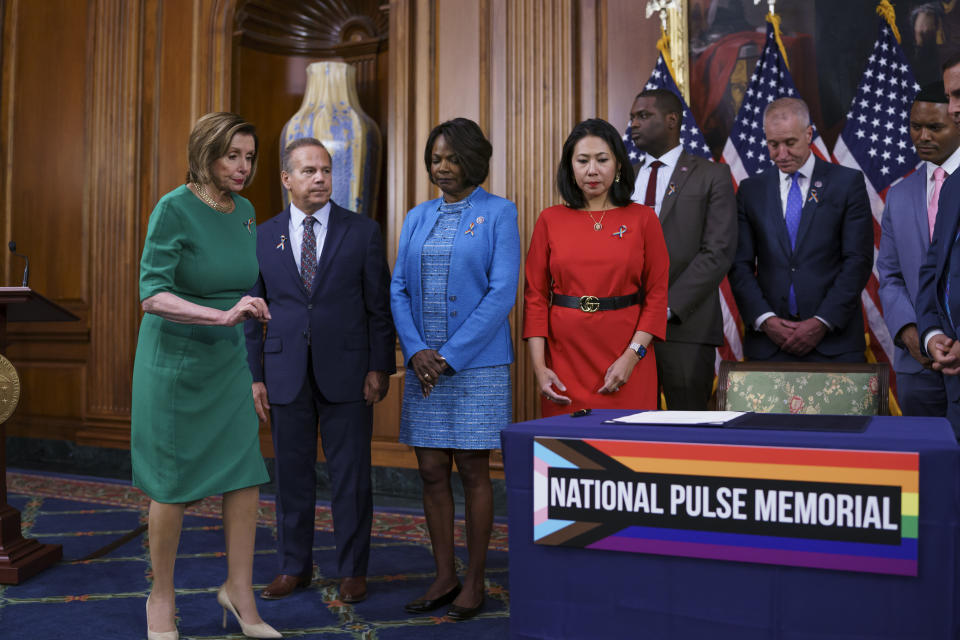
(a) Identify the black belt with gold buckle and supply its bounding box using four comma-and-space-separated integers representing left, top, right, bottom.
552, 291, 642, 313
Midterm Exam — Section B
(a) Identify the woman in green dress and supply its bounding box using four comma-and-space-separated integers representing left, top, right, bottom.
132, 112, 280, 640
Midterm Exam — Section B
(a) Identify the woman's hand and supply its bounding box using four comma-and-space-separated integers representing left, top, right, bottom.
535, 366, 572, 405
597, 350, 639, 394
410, 349, 448, 398
221, 296, 271, 326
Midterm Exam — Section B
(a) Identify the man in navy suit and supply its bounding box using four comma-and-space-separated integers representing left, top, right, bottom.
917, 52, 960, 437
729, 97, 873, 362
877, 82, 959, 417
245, 137, 395, 602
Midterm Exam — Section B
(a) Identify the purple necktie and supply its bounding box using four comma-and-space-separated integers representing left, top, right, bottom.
301, 216, 317, 292
785, 173, 802, 316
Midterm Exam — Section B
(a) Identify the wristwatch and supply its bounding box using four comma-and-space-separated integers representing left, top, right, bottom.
628, 342, 647, 360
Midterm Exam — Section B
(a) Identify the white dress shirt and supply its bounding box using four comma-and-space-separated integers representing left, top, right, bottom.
631, 144, 683, 216
288, 200, 331, 272
776, 152, 816, 217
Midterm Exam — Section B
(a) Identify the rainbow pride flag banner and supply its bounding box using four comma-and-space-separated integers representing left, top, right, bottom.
533, 438, 919, 576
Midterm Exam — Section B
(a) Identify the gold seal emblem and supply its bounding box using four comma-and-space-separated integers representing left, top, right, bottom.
0, 355, 21, 423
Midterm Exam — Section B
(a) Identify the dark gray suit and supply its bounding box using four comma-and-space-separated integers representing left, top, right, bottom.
634, 151, 738, 409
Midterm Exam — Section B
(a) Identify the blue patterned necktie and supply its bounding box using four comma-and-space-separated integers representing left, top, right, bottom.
784, 173, 802, 316
301, 216, 317, 292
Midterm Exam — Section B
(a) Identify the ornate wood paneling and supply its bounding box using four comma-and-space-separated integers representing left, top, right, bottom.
84, 0, 142, 437
235, 0, 387, 57
3, 0, 91, 440
504, 0, 577, 423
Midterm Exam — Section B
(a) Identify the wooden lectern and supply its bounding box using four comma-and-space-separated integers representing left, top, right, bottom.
0, 287, 78, 583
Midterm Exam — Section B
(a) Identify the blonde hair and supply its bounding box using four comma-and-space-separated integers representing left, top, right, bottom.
185, 112, 259, 188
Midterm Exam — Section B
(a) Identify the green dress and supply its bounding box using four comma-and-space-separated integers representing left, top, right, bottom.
131, 185, 269, 503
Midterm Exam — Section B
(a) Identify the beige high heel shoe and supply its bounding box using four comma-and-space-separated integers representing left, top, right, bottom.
145, 597, 179, 640
217, 585, 283, 639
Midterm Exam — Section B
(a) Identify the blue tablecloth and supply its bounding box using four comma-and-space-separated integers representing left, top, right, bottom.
502, 410, 960, 639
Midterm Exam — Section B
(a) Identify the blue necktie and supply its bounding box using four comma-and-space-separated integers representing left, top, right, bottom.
785, 173, 802, 316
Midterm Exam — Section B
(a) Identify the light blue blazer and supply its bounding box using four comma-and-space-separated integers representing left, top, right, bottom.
390, 187, 521, 373
877, 166, 932, 375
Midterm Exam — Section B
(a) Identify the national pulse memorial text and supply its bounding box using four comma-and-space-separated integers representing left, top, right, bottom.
547, 469, 901, 544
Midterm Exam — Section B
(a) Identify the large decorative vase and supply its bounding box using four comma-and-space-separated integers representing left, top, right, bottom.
280, 61, 381, 218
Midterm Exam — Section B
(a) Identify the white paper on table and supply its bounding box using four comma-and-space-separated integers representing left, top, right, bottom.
607, 410, 745, 425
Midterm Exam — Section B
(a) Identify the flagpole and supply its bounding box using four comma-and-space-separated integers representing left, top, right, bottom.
756, 0, 790, 70
645, 0, 688, 102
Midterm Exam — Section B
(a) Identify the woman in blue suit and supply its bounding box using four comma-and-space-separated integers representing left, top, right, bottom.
391, 118, 520, 621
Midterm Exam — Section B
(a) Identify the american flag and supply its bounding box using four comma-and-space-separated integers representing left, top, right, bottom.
721, 21, 831, 184
623, 52, 744, 366
623, 53, 712, 162
833, 20, 921, 384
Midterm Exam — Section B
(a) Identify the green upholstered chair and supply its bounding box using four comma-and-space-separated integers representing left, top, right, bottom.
715, 361, 890, 416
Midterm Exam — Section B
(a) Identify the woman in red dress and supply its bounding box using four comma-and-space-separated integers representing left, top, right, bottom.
523, 118, 669, 417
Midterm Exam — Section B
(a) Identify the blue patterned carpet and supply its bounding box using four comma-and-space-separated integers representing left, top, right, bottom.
0, 472, 510, 639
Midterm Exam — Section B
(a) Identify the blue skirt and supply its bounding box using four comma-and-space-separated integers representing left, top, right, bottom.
399, 364, 511, 449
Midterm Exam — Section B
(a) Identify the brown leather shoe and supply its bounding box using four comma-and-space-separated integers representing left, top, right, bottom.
339, 576, 367, 603
260, 573, 311, 600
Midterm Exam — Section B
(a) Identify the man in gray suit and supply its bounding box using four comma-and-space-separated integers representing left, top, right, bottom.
877, 82, 959, 416
629, 88, 738, 409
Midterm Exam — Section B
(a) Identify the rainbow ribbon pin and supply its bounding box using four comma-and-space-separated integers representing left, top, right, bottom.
276, 235, 287, 250
243, 217, 255, 234
465, 222, 476, 236
612, 225, 627, 239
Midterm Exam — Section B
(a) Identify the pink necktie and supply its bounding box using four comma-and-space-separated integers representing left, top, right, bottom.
929, 167, 946, 242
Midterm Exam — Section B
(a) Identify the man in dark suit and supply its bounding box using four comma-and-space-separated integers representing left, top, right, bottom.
629, 88, 738, 409
244, 137, 395, 602
877, 82, 959, 417
729, 97, 873, 362
916, 53, 960, 437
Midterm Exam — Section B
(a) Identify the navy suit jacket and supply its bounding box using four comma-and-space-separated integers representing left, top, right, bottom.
916, 171, 960, 404
877, 167, 934, 374
728, 157, 873, 359
244, 202, 395, 405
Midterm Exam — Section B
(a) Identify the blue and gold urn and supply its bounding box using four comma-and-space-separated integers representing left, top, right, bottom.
280, 61, 381, 218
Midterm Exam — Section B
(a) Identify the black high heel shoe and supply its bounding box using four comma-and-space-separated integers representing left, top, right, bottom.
404, 583, 462, 614
446, 595, 485, 622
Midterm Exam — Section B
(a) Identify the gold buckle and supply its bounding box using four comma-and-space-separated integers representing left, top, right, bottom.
578, 295, 600, 313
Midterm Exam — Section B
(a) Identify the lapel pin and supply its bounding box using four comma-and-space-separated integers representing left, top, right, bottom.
243, 218, 255, 234
667, 183, 677, 196
814, 180, 823, 188
680, 166, 689, 172
808, 189, 819, 204
476, 216, 485, 224
612, 225, 628, 239
276, 235, 287, 251
465, 222, 476, 236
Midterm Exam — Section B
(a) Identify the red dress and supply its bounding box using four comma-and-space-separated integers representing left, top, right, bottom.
523, 203, 669, 417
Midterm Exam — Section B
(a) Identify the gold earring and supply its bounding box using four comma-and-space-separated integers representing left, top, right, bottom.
615, 173, 621, 183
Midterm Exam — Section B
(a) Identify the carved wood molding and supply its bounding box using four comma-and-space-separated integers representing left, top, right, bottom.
505, 0, 576, 423
84, 0, 143, 419
235, 0, 388, 57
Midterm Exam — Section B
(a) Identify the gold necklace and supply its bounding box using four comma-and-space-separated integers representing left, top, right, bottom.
586, 208, 607, 231
193, 182, 233, 213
